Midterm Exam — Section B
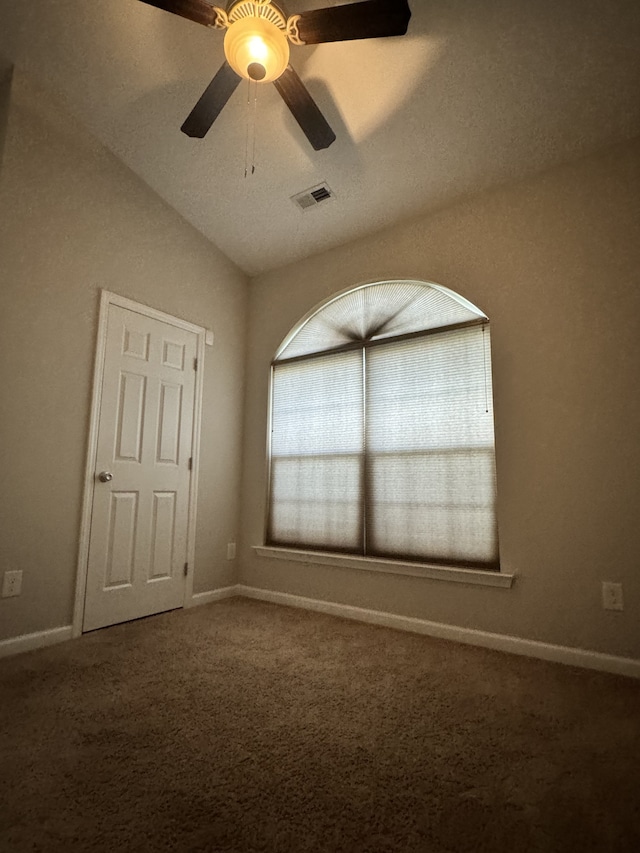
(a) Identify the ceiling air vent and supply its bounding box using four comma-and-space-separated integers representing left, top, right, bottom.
292, 182, 335, 212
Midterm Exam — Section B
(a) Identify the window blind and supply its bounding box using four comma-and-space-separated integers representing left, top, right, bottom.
268, 281, 499, 569
269, 350, 364, 551
365, 326, 498, 567
278, 280, 481, 360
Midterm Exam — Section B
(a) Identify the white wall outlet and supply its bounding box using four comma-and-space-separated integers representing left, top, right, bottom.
226, 542, 236, 560
602, 581, 624, 611
2, 570, 23, 598
205, 329, 214, 346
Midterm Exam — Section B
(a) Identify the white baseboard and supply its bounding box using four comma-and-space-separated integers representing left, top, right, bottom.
3, 589, 637, 681
1, 590, 239, 658
236, 585, 640, 680
187, 585, 239, 608
0, 625, 73, 659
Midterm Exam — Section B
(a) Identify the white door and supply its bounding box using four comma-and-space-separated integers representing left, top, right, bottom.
83, 304, 198, 631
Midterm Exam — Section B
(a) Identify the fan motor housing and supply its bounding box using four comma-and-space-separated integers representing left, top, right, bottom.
225, 1, 288, 30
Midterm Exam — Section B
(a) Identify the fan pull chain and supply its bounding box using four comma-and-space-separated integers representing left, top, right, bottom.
251, 80, 258, 174
244, 80, 258, 178
244, 80, 251, 178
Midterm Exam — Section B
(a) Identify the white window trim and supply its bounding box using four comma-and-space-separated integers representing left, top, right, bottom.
253, 546, 514, 589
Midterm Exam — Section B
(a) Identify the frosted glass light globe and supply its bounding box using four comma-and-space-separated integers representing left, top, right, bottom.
224, 16, 290, 83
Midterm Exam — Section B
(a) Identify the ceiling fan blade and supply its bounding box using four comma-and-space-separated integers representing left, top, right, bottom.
181, 62, 242, 138
138, 0, 219, 28
293, 0, 411, 45
274, 66, 336, 151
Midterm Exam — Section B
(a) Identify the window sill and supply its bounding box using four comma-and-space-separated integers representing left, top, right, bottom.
252, 546, 515, 589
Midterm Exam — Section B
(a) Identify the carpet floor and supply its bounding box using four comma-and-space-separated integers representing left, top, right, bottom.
1, 598, 639, 852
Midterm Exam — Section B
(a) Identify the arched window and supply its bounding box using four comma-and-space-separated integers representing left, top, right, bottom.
267, 280, 499, 570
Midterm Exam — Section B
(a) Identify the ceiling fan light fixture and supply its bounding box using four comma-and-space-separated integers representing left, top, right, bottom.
224, 15, 290, 83
138, 0, 412, 148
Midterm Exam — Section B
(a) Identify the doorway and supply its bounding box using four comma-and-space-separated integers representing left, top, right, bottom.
73, 292, 205, 633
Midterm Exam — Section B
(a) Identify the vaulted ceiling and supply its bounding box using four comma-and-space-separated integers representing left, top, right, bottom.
2, 0, 640, 274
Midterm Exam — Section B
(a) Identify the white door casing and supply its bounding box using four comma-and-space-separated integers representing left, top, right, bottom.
74, 292, 205, 634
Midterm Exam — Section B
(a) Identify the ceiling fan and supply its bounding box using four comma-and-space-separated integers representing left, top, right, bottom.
138, 0, 412, 150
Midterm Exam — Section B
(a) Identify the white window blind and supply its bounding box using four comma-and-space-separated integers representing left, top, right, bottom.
365, 327, 498, 567
268, 281, 499, 570
269, 351, 364, 551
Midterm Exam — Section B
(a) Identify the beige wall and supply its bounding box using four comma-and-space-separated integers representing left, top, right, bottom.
0, 74, 248, 641
0, 62, 11, 165
2, 66, 638, 663
240, 137, 640, 660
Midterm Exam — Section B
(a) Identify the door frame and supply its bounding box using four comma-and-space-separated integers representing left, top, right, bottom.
72, 290, 206, 637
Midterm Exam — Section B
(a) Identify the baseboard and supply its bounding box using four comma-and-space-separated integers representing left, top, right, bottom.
1, 590, 239, 658
0, 625, 73, 659
4, 590, 637, 680
187, 585, 239, 608
236, 585, 640, 680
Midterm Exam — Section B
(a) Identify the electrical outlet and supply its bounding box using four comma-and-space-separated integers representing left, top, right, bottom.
602, 581, 624, 611
2, 570, 23, 598
226, 542, 236, 560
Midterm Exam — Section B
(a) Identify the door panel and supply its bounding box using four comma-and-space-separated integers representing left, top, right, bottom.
83, 304, 197, 632
105, 492, 138, 588
116, 372, 146, 461
150, 491, 176, 579
157, 382, 183, 464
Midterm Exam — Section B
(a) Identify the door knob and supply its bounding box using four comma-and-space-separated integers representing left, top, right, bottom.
98, 471, 113, 483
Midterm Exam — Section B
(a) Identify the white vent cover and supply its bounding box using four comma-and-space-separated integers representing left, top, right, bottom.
291, 182, 335, 211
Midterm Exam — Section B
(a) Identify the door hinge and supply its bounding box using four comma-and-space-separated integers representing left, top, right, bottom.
184, 562, 188, 576
193, 357, 198, 371
188, 457, 193, 471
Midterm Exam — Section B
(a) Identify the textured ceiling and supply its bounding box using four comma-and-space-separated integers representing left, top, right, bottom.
1, 0, 640, 275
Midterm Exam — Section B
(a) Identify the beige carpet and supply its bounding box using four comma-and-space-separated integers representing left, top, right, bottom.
1, 598, 639, 852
